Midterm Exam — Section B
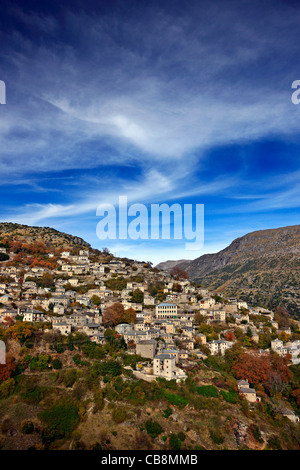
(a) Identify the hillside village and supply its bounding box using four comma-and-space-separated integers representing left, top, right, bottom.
0, 228, 300, 450
2, 243, 300, 371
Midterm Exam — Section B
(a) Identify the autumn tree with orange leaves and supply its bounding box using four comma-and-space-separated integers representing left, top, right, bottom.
225, 331, 235, 342
123, 307, 137, 324
232, 351, 291, 395
231, 353, 271, 385
5, 321, 38, 345
264, 352, 292, 395
103, 303, 138, 327
103, 302, 125, 327
0, 355, 15, 382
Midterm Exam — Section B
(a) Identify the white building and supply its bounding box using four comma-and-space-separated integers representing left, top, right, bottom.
155, 303, 178, 319
123, 330, 151, 344
53, 305, 65, 315
272, 338, 300, 365
207, 339, 234, 356
153, 353, 187, 382
237, 301, 248, 309
23, 310, 47, 322
213, 310, 226, 322
199, 298, 215, 309
52, 322, 72, 336
115, 323, 133, 335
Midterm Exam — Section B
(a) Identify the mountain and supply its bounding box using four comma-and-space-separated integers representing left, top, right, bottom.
0, 222, 91, 249
156, 259, 190, 271
158, 225, 300, 319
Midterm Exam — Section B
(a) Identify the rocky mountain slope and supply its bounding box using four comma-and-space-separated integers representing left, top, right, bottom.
158, 225, 300, 319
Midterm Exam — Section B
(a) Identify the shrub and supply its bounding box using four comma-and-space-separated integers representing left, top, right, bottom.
249, 424, 264, 444
145, 419, 163, 439
90, 442, 103, 450
72, 381, 88, 401
99, 360, 122, 377
39, 398, 79, 443
267, 435, 282, 450
81, 342, 106, 360
54, 343, 65, 354
0, 377, 15, 398
164, 391, 188, 408
52, 358, 62, 370
219, 390, 238, 404
93, 389, 105, 413
122, 354, 145, 368
73, 354, 89, 367
56, 369, 78, 388
210, 429, 224, 445
30, 354, 51, 371
162, 407, 173, 418
112, 408, 127, 424
113, 376, 123, 392
196, 385, 219, 398
169, 433, 181, 450
21, 383, 45, 405
20, 420, 34, 434
64, 369, 78, 387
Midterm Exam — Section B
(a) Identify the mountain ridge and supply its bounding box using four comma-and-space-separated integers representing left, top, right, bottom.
156, 224, 300, 318
0, 222, 91, 250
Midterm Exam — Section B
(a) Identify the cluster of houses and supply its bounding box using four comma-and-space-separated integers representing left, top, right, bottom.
0, 244, 300, 418
271, 338, 300, 365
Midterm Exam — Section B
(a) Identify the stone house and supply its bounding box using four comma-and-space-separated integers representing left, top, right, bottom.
136, 339, 157, 359
52, 322, 72, 336
153, 352, 187, 382
237, 379, 261, 403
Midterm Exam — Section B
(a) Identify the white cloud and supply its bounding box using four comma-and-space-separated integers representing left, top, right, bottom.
1, 0, 300, 264
1, 0, 300, 176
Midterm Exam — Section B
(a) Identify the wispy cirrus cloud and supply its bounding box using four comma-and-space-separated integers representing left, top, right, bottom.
1, 0, 300, 172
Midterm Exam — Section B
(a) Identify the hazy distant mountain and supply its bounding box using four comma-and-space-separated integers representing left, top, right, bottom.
158, 225, 300, 319
156, 259, 190, 271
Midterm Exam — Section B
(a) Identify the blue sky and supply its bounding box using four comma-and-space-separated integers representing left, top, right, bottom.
0, 0, 300, 264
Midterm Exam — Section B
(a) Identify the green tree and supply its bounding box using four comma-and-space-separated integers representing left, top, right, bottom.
130, 289, 144, 304
169, 433, 181, 450
52, 358, 62, 369
91, 295, 101, 306
145, 419, 163, 438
